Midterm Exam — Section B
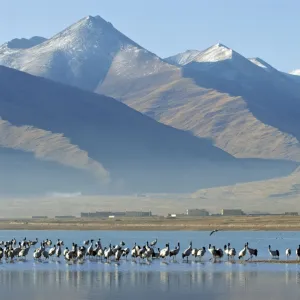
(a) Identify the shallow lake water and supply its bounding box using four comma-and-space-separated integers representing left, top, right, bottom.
0, 230, 300, 299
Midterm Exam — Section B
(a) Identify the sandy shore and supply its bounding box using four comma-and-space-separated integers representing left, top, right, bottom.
1, 215, 300, 231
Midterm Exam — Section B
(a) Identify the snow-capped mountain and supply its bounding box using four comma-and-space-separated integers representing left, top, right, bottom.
1, 15, 300, 169
166, 43, 275, 81
164, 49, 201, 66
0, 16, 176, 91
185, 43, 233, 63
165, 43, 234, 66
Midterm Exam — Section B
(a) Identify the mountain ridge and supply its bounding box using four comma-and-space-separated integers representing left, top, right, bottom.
1, 15, 300, 168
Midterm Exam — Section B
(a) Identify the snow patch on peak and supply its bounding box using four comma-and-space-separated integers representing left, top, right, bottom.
215, 42, 230, 49
86, 15, 102, 20
165, 49, 201, 66
165, 43, 234, 66
84, 15, 112, 26
249, 57, 276, 72
290, 69, 300, 76
193, 43, 233, 63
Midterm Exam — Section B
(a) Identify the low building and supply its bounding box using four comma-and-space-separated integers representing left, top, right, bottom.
125, 211, 152, 217
80, 211, 126, 218
80, 212, 90, 218
167, 213, 187, 218
167, 214, 177, 218
221, 209, 244, 216
247, 211, 271, 216
32, 216, 48, 219
284, 212, 298, 216
186, 209, 209, 216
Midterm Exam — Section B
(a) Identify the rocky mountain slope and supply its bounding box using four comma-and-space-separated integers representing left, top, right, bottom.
1, 15, 300, 176
2, 65, 272, 194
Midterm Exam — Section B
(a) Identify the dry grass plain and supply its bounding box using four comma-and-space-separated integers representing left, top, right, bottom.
2, 215, 300, 231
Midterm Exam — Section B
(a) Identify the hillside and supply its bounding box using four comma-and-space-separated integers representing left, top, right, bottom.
191, 167, 300, 214
1, 16, 300, 166
2, 65, 273, 194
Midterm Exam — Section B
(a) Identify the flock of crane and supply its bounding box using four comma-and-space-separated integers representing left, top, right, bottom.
0, 237, 300, 264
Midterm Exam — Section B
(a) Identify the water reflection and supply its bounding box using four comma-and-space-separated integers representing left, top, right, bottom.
0, 268, 299, 300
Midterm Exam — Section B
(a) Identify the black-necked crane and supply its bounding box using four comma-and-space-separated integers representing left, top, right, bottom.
104, 244, 113, 262
191, 247, 198, 258
296, 245, 300, 260
169, 242, 180, 261
49, 245, 56, 257
30, 238, 38, 246
146, 241, 154, 258
238, 244, 247, 260
115, 248, 122, 261
18, 246, 30, 260
150, 239, 157, 247
56, 245, 62, 258
246, 242, 258, 260
268, 245, 280, 259
196, 247, 206, 261
211, 246, 223, 262
122, 247, 130, 259
0, 247, 3, 261
86, 240, 94, 257
225, 243, 236, 260
286, 248, 291, 259
182, 241, 192, 262
159, 243, 170, 259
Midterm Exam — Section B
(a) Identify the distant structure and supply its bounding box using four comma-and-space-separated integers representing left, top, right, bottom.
80, 211, 125, 218
247, 211, 271, 216
168, 214, 177, 218
80, 210, 152, 218
31, 216, 48, 219
186, 209, 209, 217
167, 213, 187, 218
284, 212, 299, 216
125, 211, 152, 217
221, 209, 244, 216
55, 215, 76, 219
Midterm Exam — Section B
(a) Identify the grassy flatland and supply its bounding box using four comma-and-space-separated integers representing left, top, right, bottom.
2, 215, 300, 231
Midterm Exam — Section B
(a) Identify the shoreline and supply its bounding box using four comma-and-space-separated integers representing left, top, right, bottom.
1, 215, 300, 231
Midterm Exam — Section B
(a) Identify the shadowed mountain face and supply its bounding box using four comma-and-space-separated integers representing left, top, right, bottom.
0, 66, 296, 194
1, 65, 273, 194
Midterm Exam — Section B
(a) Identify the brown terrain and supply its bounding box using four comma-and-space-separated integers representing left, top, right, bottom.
2, 215, 300, 231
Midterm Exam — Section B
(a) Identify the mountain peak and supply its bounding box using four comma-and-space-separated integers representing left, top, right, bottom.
165, 44, 234, 66
165, 49, 200, 66
71, 14, 115, 31
86, 15, 102, 20
214, 42, 230, 49
193, 43, 233, 63
84, 15, 110, 25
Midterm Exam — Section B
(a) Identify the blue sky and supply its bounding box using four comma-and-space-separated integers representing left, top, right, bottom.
1, 0, 299, 71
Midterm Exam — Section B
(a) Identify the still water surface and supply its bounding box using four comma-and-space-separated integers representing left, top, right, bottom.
0, 230, 299, 299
